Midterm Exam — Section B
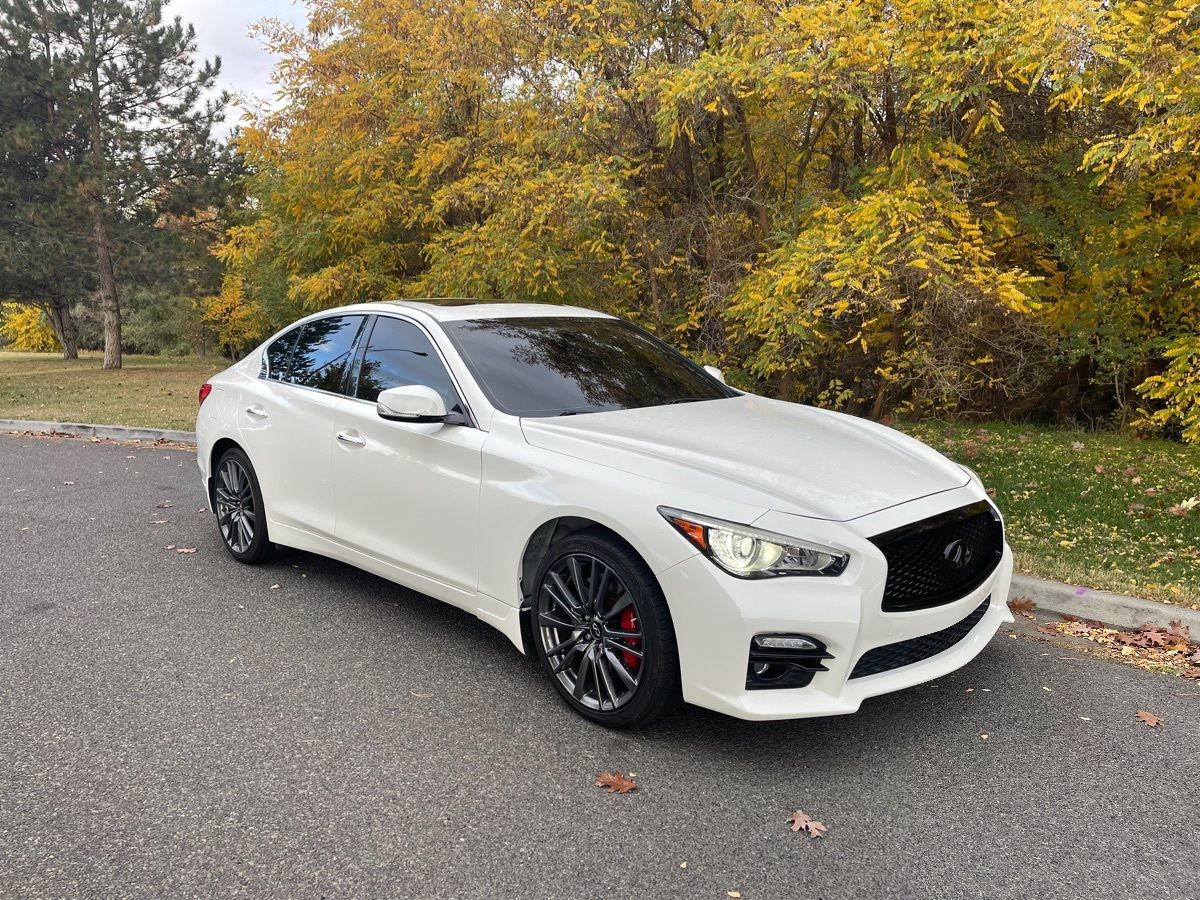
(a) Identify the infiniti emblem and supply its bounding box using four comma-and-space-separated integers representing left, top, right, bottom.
943, 539, 975, 570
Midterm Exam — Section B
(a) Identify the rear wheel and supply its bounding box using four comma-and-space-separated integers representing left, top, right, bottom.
532, 530, 681, 727
213, 447, 273, 564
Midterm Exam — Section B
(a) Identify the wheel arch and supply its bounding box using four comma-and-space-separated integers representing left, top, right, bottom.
516, 515, 659, 656
207, 437, 244, 509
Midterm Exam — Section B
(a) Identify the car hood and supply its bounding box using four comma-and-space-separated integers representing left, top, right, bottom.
519, 394, 969, 521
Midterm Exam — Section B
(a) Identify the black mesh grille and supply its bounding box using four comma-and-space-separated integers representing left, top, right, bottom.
849, 597, 991, 679
871, 501, 1003, 612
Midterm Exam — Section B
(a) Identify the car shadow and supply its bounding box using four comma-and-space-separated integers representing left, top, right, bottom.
261, 544, 997, 763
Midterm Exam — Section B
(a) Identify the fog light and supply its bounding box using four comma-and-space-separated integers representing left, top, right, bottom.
746, 634, 834, 690
753, 635, 819, 651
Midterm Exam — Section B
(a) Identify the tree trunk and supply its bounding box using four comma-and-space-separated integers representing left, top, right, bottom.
43, 292, 78, 359
91, 205, 121, 368
732, 99, 770, 243
86, 26, 121, 369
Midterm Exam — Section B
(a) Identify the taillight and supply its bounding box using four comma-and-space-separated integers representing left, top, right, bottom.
198, 383, 213, 406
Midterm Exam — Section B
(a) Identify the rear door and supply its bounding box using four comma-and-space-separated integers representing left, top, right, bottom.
331, 314, 485, 595
239, 314, 367, 538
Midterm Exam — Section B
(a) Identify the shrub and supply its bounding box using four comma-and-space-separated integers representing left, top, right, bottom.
0, 303, 61, 352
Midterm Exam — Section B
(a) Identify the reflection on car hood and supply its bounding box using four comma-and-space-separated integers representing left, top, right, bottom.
520, 394, 969, 521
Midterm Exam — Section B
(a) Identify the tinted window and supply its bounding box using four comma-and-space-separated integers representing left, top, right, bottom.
287, 315, 365, 393
354, 316, 463, 415
443, 316, 735, 416
263, 328, 299, 381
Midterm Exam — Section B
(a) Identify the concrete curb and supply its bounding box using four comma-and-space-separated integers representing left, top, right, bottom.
1010, 573, 1200, 633
2, 417, 1195, 633
0, 418, 196, 444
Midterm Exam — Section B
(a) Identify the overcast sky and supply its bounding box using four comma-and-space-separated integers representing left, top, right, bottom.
169, 0, 309, 128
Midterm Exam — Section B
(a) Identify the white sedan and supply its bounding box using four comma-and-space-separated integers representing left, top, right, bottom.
196, 301, 1014, 726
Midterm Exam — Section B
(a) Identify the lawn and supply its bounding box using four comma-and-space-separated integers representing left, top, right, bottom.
2, 349, 1197, 606
0, 350, 223, 432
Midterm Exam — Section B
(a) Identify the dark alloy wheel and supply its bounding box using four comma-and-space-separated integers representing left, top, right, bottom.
213, 447, 273, 564
532, 530, 681, 727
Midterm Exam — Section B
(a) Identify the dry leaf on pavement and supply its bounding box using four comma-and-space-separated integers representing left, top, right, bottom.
787, 810, 827, 838
1135, 710, 1163, 728
595, 771, 637, 793
1008, 597, 1037, 619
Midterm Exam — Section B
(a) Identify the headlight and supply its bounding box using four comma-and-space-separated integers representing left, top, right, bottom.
658, 507, 849, 578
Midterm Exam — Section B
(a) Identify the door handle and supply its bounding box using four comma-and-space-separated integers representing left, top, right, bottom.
336, 430, 366, 447
245, 404, 268, 419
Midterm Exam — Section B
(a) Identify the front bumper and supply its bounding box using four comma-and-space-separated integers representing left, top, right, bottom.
656, 491, 1015, 721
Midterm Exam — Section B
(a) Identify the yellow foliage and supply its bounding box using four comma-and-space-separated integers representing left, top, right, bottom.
215, 0, 1200, 435
0, 303, 60, 352
1137, 336, 1200, 442
200, 278, 269, 357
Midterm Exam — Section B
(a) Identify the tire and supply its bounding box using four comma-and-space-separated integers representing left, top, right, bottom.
212, 447, 273, 565
531, 529, 682, 727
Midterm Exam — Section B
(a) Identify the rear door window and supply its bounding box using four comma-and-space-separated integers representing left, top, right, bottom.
287, 315, 366, 393
263, 328, 299, 381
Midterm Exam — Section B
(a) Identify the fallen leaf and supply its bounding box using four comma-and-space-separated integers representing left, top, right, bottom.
1008, 597, 1037, 619
1071, 440, 1084, 451
1167, 618, 1192, 641
156, 501, 173, 509
270, 583, 281, 590
727, 892, 742, 899
176, 547, 196, 554
1037, 623, 1059, 635
1135, 710, 1163, 728
787, 810, 827, 838
165, 544, 176, 550
595, 771, 637, 794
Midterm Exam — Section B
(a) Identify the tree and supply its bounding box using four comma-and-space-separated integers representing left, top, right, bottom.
0, 0, 228, 367
0, 2, 90, 357
218, 0, 1200, 438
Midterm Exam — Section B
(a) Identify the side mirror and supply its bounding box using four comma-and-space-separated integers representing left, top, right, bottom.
703, 365, 726, 384
377, 385, 448, 423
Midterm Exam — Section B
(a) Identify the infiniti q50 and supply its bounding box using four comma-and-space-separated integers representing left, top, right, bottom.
196, 301, 1014, 726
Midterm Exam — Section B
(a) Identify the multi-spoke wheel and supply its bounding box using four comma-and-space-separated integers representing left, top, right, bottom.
213, 447, 272, 564
532, 530, 681, 727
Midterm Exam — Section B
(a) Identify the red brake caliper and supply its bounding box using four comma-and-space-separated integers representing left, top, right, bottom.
619, 607, 641, 670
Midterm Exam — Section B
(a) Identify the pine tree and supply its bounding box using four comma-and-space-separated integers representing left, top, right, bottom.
0, 0, 227, 367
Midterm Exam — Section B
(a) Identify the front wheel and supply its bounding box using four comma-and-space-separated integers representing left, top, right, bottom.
212, 447, 273, 564
532, 530, 682, 727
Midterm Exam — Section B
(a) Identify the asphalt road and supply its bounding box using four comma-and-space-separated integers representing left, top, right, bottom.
2, 434, 1197, 900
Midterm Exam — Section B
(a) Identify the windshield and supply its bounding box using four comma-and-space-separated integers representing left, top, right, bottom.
442, 316, 737, 416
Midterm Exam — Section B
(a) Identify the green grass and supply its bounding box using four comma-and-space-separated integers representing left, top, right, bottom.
2, 350, 1197, 605
900, 421, 1200, 608
0, 350, 224, 432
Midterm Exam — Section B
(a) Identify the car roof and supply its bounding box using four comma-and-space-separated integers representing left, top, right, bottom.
373, 299, 615, 323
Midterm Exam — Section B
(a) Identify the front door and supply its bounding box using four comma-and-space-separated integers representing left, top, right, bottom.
331, 315, 484, 596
